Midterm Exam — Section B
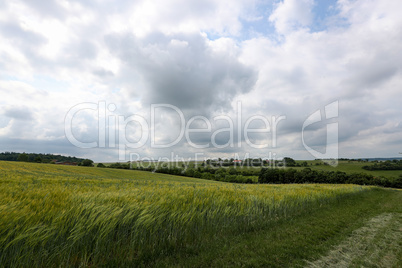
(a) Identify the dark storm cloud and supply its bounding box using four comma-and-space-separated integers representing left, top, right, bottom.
106, 32, 257, 114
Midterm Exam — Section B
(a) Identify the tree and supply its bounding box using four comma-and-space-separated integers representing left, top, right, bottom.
17, 153, 29, 162
34, 156, 42, 163
81, 159, 94, 167
97, 163, 106, 168
228, 167, 237, 175
283, 157, 296, 167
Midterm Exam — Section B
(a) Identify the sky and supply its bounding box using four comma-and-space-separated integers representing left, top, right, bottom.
1, 0, 402, 162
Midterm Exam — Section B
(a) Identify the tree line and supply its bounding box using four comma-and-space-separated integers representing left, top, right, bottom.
0, 152, 92, 165
258, 168, 402, 189
99, 162, 401, 188
362, 160, 402, 171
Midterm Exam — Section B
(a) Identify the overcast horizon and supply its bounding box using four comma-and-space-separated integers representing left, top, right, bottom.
1, 0, 402, 162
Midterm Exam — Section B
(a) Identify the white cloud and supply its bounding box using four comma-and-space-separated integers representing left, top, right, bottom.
238, 0, 402, 159
269, 0, 315, 34
0, 0, 402, 161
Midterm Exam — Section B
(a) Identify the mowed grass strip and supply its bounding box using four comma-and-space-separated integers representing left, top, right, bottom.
306, 212, 402, 268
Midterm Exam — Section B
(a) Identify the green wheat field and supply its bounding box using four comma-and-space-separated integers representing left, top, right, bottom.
0, 161, 400, 267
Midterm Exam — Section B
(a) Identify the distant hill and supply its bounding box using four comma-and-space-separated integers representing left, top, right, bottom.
366, 157, 402, 162
335, 157, 402, 162
0, 152, 86, 163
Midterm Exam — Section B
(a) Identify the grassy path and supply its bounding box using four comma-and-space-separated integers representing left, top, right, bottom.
306, 213, 401, 267
155, 188, 402, 267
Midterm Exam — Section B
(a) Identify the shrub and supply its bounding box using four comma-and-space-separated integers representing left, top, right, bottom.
82, 159, 94, 167
258, 168, 400, 188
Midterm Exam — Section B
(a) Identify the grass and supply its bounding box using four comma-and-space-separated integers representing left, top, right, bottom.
0, 161, 379, 267
1, 161, 208, 183
107, 159, 402, 179
295, 160, 402, 178
157, 188, 401, 267
306, 212, 401, 267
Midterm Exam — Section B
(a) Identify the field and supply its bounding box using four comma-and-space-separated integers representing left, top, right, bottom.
0, 161, 401, 267
294, 160, 402, 178
115, 159, 402, 178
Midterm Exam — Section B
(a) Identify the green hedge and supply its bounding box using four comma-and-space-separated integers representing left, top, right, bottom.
258, 168, 402, 188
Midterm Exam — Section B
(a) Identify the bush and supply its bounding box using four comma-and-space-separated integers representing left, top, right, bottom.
258, 168, 400, 188
81, 159, 94, 167
283, 157, 296, 167
362, 160, 402, 170
108, 162, 130, 169
17, 153, 29, 162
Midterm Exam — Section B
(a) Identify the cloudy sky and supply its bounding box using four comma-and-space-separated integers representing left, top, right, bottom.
1, 0, 401, 162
